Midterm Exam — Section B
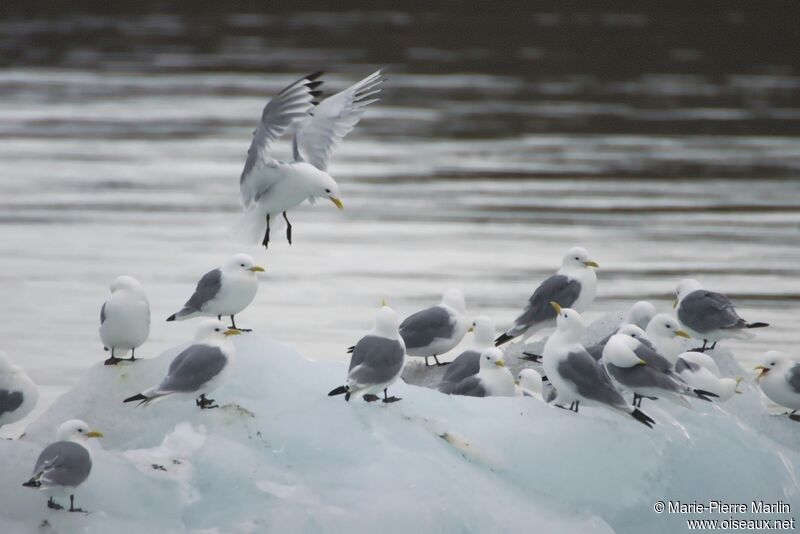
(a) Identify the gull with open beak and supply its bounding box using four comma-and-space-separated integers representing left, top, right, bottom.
167, 253, 265, 331
496, 247, 598, 347
448, 348, 516, 397
23, 419, 103, 513
236, 70, 384, 249
754, 351, 800, 420
124, 320, 240, 409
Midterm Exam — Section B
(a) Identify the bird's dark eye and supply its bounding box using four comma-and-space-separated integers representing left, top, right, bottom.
575, 257, 579, 260
78, 429, 83, 433
240, 263, 245, 267
325, 189, 331, 193
666, 325, 671, 329
215, 328, 220, 332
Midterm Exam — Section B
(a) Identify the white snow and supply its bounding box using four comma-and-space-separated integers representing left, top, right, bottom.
1, 329, 798, 533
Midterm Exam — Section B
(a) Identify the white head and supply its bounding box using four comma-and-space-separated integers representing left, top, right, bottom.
374, 301, 401, 338
517, 368, 543, 392
110, 275, 145, 295
307, 168, 344, 210
56, 419, 103, 442
646, 313, 691, 341
561, 247, 599, 270
675, 279, 703, 305
603, 333, 646, 368
222, 253, 265, 276
717, 377, 743, 401
623, 301, 656, 329
617, 323, 647, 340
551, 302, 585, 340
755, 351, 791, 381
441, 288, 466, 314
479, 348, 506, 370
469, 315, 495, 347
194, 319, 242, 342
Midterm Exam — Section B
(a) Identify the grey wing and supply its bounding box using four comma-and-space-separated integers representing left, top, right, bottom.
293, 70, 383, 171
511, 275, 581, 333
786, 363, 800, 394
675, 358, 701, 374
158, 344, 228, 393
585, 342, 605, 362
678, 290, 745, 333
183, 269, 222, 313
348, 336, 404, 386
399, 306, 454, 350
32, 441, 91, 488
240, 72, 322, 207
100, 302, 107, 324
558, 350, 628, 409
0, 389, 23, 417
450, 376, 488, 397
607, 362, 687, 393
440, 350, 481, 389
632, 342, 673, 373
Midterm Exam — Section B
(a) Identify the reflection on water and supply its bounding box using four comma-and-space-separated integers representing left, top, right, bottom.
0, 6, 798, 430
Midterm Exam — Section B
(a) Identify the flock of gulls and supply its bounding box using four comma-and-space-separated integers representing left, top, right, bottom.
0, 69, 796, 514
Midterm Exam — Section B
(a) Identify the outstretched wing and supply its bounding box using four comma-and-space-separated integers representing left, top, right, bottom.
293, 70, 384, 171
240, 72, 323, 207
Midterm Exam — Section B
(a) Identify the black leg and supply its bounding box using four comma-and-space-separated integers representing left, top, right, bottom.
283, 211, 292, 244
262, 214, 270, 249
633, 393, 640, 408
230, 315, 251, 332
128, 348, 136, 362
104, 347, 122, 366
217, 315, 222, 320
573, 400, 580, 413
68, 494, 85, 513
789, 410, 800, 422
196, 394, 219, 410
434, 355, 450, 366
424, 357, 431, 367
382, 388, 402, 403
47, 497, 63, 510
709, 341, 717, 350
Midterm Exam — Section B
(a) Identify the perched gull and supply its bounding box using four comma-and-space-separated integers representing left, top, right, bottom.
23, 419, 102, 512
124, 319, 240, 409
0, 351, 38, 429
542, 303, 655, 427
439, 315, 495, 393
166, 254, 264, 331
603, 333, 717, 408
496, 247, 598, 347
237, 70, 384, 249
99, 275, 150, 366
449, 348, 516, 397
399, 288, 469, 367
675, 278, 769, 351
754, 351, 800, 421
517, 368, 544, 399
328, 302, 405, 403
676, 352, 742, 402
585, 323, 653, 362
644, 313, 690, 365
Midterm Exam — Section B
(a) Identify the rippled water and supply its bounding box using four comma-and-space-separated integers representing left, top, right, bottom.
1, 7, 798, 431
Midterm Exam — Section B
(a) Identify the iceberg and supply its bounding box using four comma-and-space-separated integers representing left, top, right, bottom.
1, 327, 798, 533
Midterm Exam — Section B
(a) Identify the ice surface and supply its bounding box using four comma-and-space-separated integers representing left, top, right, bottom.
1, 329, 798, 533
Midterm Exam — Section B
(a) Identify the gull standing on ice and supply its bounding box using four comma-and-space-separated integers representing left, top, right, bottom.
585, 323, 653, 362
674, 279, 769, 352
329, 302, 405, 403
0, 351, 38, 429
449, 348, 516, 398
517, 368, 545, 399
754, 351, 800, 421
542, 303, 655, 427
124, 319, 240, 409
644, 313, 691, 365
399, 289, 469, 367
439, 315, 495, 393
495, 247, 598, 347
99, 275, 150, 365
166, 254, 264, 331
603, 332, 717, 408
237, 70, 384, 249
676, 352, 742, 402
23, 419, 102, 512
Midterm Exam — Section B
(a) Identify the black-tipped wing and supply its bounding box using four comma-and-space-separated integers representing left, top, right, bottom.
508, 275, 581, 335
348, 335, 404, 386
558, 350, 628, 409
183, 269, 222, 313
31, 441, 92, 488
0, 389, 23, 417
678, 290, 745, 333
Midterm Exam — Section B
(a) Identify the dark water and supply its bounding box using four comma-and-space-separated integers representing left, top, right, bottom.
0, 4, 798, 430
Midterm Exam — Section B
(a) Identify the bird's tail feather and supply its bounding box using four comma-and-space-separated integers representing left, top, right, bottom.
693, 389, 718, 402
231, 207, 269, 245
494, 333, 515, 347
630, 408, 655, 428
328, 385, 349, 397
123, 391, 165, 407
746, 322, 769, 329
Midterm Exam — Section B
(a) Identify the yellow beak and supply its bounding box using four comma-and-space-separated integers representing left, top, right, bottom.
583, 260, 599, 268
673, 299, 678, 309
380, 298, 389, 307
224, 328, 242, 336
754, 365, 769, 381
468, 325, 475, 333
675, 330, 690, 339
514, 379, 520, 386
248, 266, 265, 272
86, 431, 103, 438
550, 301, 562, 314
735, 376, 743, 394
329, 197, 344, 210
495, 360, 506, 368
638, 359, 647, 366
